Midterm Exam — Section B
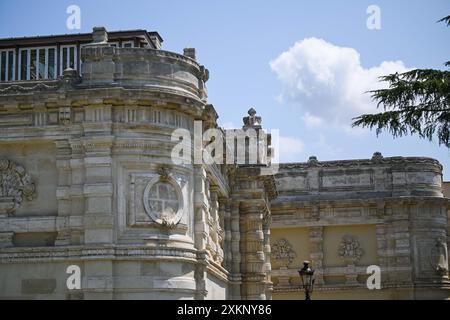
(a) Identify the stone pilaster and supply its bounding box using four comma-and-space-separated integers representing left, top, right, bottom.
221, 198, 232, 272
309, 226, 324, 285
263, 212, 272, 299
376, 223, 388, 286
82, 137, 114, 245
217, 197, 226, 267
208, 188, 222, 263
229, 200, 242, 299
239, 200, 267, 300
79, 135, 114, 299
193, 165, 209, 299
55, 140, 74, 246
409, 200, 449, 290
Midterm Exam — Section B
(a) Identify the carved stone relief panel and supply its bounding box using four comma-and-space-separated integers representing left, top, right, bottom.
206, 190, 225, 265
0, 159, 36, 215
406, 171, 441, 188
127, 167, 187, 230
143, 175, 183, 228
275, 174, 309, 193
430, 237, 449, 277
271, 238, 297, 269
416, 237, 439, 278
319, 169, 374, 191
338, 235, 364, 265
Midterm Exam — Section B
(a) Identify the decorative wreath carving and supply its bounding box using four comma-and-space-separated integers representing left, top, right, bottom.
338, 235, 364, 264
0, 159, 36, 214
271, 238, 297, 268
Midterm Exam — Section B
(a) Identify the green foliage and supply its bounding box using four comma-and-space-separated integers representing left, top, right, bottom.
352, 15, 450, 147
438, 15, 450, 26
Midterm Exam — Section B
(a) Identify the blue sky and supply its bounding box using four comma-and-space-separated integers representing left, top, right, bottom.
1, 0, 449, 178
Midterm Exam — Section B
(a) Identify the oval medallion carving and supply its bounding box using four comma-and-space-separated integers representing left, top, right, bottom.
143, 173, 183, 228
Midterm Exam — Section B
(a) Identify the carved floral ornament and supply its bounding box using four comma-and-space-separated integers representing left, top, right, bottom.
0, 159, 36, 215
0, 83, 59, 95
271, 238, 297, 268
338, 235, 364, 264
143, 167, 183, 229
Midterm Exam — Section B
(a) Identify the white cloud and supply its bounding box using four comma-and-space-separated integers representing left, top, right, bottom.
277, 136, 305, 162
302, 112, 324, 128
270, 38, 410, 128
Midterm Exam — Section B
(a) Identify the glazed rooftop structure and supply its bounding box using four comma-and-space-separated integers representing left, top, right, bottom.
0, 28, 163, 82
0, 27, 448, 300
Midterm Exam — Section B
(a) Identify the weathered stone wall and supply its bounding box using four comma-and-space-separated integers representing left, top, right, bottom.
0, 27, 277, 300
271, 154, 450, 300
0, 26, 447, 300
0, 28, 211, 300
80, 46, 208, 101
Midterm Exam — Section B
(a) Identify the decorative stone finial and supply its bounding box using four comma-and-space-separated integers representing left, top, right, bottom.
183, 48, 196, 60
199, 65, 209, 82
61, 68, 81, 88
62, 68, 77, 79
92, 26, 108, 44
243, 108, 262, 129
307, 156, 319, 166
372, 151, 384, 162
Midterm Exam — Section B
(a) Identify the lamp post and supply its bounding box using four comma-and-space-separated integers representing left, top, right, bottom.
298, 261, 315, 300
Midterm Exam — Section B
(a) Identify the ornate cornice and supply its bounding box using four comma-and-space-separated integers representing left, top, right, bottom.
0, 245, 198, 263
280, 156, 443, 172
0, 82, 60, 95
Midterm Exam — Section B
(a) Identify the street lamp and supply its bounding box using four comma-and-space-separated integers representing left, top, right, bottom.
298, 261, 315, 300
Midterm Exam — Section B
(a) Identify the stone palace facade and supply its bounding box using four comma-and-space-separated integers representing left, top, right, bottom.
0, 27, 449, 300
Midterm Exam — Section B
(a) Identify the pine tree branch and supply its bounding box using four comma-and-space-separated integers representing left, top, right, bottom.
352, 67, 450, 146
438, 15, 450, 26
352, 14, 450, 147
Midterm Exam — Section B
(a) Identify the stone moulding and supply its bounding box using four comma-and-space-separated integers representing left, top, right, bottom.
80, 45, 209, 101
0, 159, 36, 215
0, 82, 60, 95
82, 46, 203, 69
281, 156, 443, 171
0, 69, 81, 97
0, 245, 198, 264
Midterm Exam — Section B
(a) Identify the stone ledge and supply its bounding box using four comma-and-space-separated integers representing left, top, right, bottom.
0, 245, 198, 264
